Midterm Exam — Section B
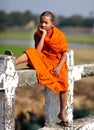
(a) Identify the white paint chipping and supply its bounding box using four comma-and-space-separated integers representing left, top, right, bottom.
73, 66, 84, 81
0, 51, 94, 130
0, 55, 18, 130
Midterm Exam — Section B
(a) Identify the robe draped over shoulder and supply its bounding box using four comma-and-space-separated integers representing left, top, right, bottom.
25, 26, 68, 93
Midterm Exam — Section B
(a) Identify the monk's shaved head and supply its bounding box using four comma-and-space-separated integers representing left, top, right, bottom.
40, 11, 55, 22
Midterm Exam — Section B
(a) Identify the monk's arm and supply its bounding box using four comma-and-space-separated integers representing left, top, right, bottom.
54, 52, 67, 76
35, 29, 47, 51
36, 33, 46, 51
58, 52, 67, 68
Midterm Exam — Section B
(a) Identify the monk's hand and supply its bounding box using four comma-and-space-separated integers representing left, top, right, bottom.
53, 66, 61, 76
39, 27, 47, 36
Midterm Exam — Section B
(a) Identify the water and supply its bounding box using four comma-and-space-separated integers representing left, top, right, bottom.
68, 42, 94, 49
0, 39, 94, 49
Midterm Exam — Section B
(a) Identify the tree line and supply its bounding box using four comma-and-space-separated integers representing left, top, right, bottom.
0, 10, 94, 31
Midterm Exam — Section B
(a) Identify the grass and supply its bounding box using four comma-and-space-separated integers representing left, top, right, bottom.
0, 27, 94, 63
0, 44, 94, 64
67, 34, 94, 44
0, 32, 94, 44
0, 27, 34, 40
0, 27, 94, 44
0, 44, 28, 57
0, 31, 33, 40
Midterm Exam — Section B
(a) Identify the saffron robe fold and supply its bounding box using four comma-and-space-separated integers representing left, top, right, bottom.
25, 26, 68, 93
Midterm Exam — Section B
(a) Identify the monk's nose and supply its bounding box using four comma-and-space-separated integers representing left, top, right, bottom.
42, 23, 46, 27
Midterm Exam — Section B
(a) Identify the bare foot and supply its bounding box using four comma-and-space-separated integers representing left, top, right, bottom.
58, 113, 66, 121
57, 113, 70, 127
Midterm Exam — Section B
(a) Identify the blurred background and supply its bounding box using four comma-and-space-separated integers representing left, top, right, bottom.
0, 0, 94, 130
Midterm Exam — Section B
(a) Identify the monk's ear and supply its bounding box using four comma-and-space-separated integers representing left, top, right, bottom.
52, 21, 55, 26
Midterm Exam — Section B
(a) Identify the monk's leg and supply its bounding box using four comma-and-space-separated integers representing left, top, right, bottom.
58, 91, 68, 121
16, 53, 28, 65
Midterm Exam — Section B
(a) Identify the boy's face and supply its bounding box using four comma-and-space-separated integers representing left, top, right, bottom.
40, 16, 54, 33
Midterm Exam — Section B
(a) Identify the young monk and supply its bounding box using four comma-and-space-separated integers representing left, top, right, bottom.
16, 11, 69, 127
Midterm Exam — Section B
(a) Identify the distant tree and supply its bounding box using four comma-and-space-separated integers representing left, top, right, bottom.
57, 15, 85, 27
57, 16, 70, 27
82, 18, 94, 27
23, 11, 39, 25
23, 11, 33, 25
0, 11, 8, 25
0, 10, 93, 28
9, 12, 24, 26
0, 24, 6, 32
0, 11, 8, 31
68, 15, 84, 26
33, 14, 39, 25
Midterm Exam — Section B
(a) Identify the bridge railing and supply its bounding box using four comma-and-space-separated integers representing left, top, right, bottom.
0, 50, 94, 130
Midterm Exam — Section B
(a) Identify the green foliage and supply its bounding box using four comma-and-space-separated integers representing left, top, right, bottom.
66, 34, 94, 44
57, 15, 94, 28
82, 18, 94, 27
69, 15, 84, 26
0, 27, 34, 40
0, 24, 6, 32
9, 12, 24, 26
0, 10, 94, 28
0, 27, 94, 44
0, 10, 39, 28
0, 44, 27, 57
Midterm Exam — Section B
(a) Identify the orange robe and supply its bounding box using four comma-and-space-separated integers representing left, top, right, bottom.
25, 27, 68, 93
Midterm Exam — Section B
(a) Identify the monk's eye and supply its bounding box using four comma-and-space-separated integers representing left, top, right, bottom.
44, 22, 48, 25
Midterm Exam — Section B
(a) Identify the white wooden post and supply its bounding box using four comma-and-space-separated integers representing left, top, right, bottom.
45, 50, 74, 128
1, 51, 94, 130
67, 50, 74, 124
0, 90, 4, 130
0, 55, 18, 130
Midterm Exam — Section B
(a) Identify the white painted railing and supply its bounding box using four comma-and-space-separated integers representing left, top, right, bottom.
0, 50, 94, 130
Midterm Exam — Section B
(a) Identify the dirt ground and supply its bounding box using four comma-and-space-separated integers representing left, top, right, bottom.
15, 48, 94, 120
73, 48, 94, 64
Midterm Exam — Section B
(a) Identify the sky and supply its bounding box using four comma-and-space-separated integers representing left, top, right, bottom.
0, 0, 94, 17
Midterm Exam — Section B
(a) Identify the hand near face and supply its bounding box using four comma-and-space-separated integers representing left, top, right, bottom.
39, 27, 47, 36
